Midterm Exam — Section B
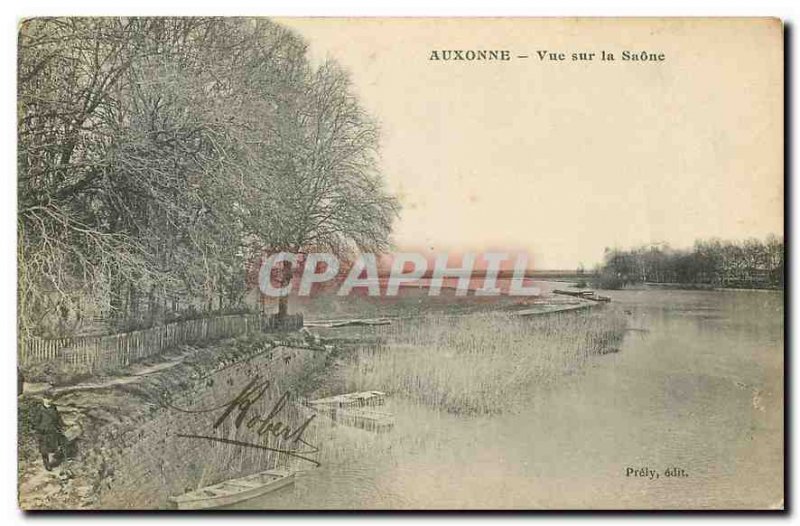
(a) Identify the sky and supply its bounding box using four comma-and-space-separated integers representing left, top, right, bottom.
282, 18, 783, 269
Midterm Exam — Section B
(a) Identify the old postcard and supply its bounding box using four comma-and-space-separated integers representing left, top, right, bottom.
16, 17, 783, 510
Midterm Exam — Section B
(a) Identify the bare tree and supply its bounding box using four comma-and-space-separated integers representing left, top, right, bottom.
18, 17, 399, 335
249, 60, 400, 317
19, 18, 305, 333
19, 18, 154, 336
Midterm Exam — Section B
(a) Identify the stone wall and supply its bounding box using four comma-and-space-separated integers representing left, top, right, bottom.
91, 342, 326, 509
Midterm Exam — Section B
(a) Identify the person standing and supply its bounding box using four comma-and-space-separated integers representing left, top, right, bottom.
32, 393, 67, 471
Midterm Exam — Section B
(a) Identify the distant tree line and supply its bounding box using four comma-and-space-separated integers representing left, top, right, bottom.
18, 18, 398, 338
593, 236, 784, 290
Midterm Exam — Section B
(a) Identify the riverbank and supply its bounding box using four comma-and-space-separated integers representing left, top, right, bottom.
18, 291, 616, 509
18, 333, 334, 510
641, 282, 783, 292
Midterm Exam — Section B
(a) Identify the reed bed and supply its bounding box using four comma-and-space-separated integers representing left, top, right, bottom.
341, 309, 626, 415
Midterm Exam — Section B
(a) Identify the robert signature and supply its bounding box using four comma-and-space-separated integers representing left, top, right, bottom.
168, 375, 321, 467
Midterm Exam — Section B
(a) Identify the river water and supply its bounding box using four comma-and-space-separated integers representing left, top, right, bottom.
237, 285, 784, 510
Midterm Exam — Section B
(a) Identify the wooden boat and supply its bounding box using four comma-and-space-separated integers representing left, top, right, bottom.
168, 469, 295, 510
553, 289, 612, 303
553, 289, 589, 298
304, 318, 392, 328
309, 390, 387, 409
307, 405, 395, 433
306, 392, 394, 432
329, 407, 394, 433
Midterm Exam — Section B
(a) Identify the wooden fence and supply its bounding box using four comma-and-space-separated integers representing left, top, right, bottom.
19, 313, 264, 373
263, 313, 304, 332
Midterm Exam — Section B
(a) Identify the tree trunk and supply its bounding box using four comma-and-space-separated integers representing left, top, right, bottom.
147, 284, 157, 326
277, 294, 289, 318
276, 259, 293, 318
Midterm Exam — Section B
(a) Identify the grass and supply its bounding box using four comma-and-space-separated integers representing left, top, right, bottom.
339, 309, 627, 415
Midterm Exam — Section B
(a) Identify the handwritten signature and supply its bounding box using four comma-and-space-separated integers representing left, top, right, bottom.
169, 375, 321, 467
